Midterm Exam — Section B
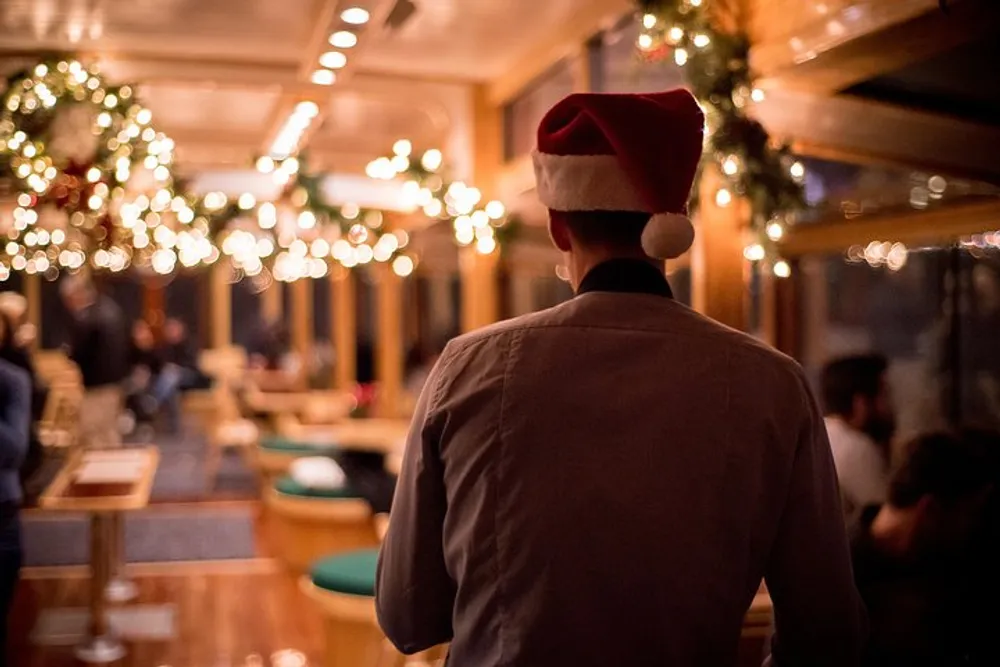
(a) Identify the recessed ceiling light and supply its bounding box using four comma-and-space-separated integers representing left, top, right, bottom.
341, 7, 370, 25
311, 69, 336, 85
329, 30, 358, 48
319, 51, 348, 69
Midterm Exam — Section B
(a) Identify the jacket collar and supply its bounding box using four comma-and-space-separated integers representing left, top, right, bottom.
576, 259, 673, 299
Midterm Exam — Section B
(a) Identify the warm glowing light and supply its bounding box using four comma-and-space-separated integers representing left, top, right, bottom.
86, 167, 101, 182
238, 193, 256, 210
421, 149, 443, 172
722, 156, 739, 176
311, 69, 336, 85
329, 31, 358, 48
392, 255, 415, 277
692, 33, 710, 48
642, 13, 657, 29
715, 188, 732, 207
319, 51, 348, 69
668, 26, 684, 43
766, 222, 784, 241
341, 7, 370, 24
298, 211, 317, 229
751, 88, 766, 103
638, 34, 654, 50
773, 260, 791, 278
256, 156, 275, 173
485, 200, 506, 220
393, 139, 412, 157
743, 244, 765, 262
674, 48, 689, 66
789, 161, 805, 181
136, 108, 153, 125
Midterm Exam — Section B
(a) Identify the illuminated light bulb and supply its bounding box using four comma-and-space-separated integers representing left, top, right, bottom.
471, 210, 490, 228
390, 155, 409, 173
743, 244, 765, 262
23, 145, 37, 158
34, 64, 48, 77
638, 34, 654, 50
394, 229, 409, 248
373, 241, 393, 263
294, 102, 318, 119
341, 203, 360, 219
16, 193, 31, 207
421, 149, 443, 172
178, 208, 195, 224
485, 200, 506, 219
136, 108, 153, 125
689, 0, 703, 6
103, 94, 118, 108
393, 139, 412, 157
355, 244, 374, 264
886, 243, 908, 272
642, 13, 657, 29
86, 167, 101, 183
348, 223, 369, 244
238, 193, 256, 210
23, 209, 38, 225
392, 255, 414, 278
341, 7, 370, 24
311, 238, 330, 257
153, 165, 170, 181
423, 199, 443, 218
329, 31, 358, 48
722, 155, 740, 176
257, 238, 275, 257
88, 195, 103, 210
715, 188, 732, 207
319, 51, 348, 69
152, 249, 176, 274
790, 161, 805, 181
332, 240, 352, 261
256, 156, 275, 173
773, 260, 791, 278
311, 69, 336, 85
297, 211, 316, 229
766, 222, 784, 241
751, 88, 766, 103
674, 48, 689, 66
668, 26, 684, 43
455, 226, 475, 246
476, 235, 497, 255
692, 33, 711, 48
144, 155, 158, 169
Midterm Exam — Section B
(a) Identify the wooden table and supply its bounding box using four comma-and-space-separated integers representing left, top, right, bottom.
39, 447, 159, 663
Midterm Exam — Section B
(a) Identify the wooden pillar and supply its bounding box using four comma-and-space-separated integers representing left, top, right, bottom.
761, 265, 800, 356
210, 262, 231, 349
375, 265, 403, 417
691, 168, 749, 331
290, 278, 313, 388
143, 281, 165, 335
24, 273, 40, 351
261, 278, 283, 322
460, 248, 499, 332
427, 272, 454, 341
331, 267, 357, 391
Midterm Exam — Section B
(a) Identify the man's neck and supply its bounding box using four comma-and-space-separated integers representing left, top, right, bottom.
570, 252, 662, 291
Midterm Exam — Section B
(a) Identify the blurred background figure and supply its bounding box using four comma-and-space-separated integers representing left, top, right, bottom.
60, 275, 128, 449
822, 354, 896, 524
0, 303, 43, 488
0, 356, 31, 662
155, 318, 210, 431
125, 319, 163, 436
851, 429, 1000, 667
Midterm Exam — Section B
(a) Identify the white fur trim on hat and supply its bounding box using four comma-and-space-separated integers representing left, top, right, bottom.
641, 212, 695, 260
532, 151, 646, 212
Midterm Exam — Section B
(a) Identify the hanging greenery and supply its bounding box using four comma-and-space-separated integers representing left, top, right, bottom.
0, 58, 216, 280
213, 155, 414, 282
634, 0, 805, 277
367, 140, 520, 256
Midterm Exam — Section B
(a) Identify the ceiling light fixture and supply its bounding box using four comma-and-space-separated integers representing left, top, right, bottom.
341, 7, 370, 24
319, 51, 348, 69
329, 30, 358, 48
269, 101, 320, 159
311, 69, 337, 85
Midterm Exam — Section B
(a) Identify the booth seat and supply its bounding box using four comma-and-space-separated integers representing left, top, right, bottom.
302, 550, 447, 667
265, 476, 378, 573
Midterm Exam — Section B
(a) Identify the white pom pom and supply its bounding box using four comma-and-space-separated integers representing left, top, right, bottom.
290, 456, 346, 490
641, 212, 694, 259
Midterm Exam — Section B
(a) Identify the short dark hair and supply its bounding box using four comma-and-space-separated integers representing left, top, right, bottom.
889, 429, 1000, 508
553, 210, 650, 250
820, 354, 888, 417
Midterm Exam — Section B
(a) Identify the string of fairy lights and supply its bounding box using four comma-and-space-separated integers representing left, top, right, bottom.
0, 57, 512, 283
634, 0, 807, 277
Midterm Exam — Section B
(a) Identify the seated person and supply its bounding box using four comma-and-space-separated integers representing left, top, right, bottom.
124, 320, 163, 429
851, 429, 1000, 667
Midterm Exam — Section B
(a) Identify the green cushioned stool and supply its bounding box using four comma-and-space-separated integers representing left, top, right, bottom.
274, 476, 360, 499
311, 549, 379, 597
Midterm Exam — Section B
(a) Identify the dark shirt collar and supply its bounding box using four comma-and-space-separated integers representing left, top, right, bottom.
576, 259, 673, 299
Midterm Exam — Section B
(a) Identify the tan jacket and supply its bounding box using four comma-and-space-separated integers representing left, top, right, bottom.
377, 273, 866, 666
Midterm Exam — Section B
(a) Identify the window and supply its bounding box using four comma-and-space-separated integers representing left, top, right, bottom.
502, 60, 574, 161
593, 17, 686, 94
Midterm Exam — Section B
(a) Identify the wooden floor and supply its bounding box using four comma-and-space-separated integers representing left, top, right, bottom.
8, 500, 324, 667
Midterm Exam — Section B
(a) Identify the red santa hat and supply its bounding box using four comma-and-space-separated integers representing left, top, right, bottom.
532, 89, 704, 259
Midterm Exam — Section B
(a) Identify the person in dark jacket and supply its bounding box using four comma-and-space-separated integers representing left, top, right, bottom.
0, 358, 30, 661
60, 275, 127, 449
851, 429, 1000, 667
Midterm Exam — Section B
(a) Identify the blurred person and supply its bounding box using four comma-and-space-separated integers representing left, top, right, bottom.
378, 90, 865, 666
822, 354, 895, 523
153, 318, 208, 431
124, 319, 163, 431
0, 358, 30, 660
851, 429, 1000, 666
60, 275, 128, 449
0, 312, 44, 486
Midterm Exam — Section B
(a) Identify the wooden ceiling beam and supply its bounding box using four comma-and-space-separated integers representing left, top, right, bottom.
751, 0, 1000, 94
779, 199, 1000, 257
753, 88, 1000, 185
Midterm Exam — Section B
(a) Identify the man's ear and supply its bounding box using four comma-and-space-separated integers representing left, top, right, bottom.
548, 211, 572, 252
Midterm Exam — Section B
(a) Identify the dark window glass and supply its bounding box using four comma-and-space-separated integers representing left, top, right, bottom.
503, 60, 574, 161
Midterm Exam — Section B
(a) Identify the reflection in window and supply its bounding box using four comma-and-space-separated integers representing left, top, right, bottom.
798, 246, 1000, 451
503, 60, 574, 162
